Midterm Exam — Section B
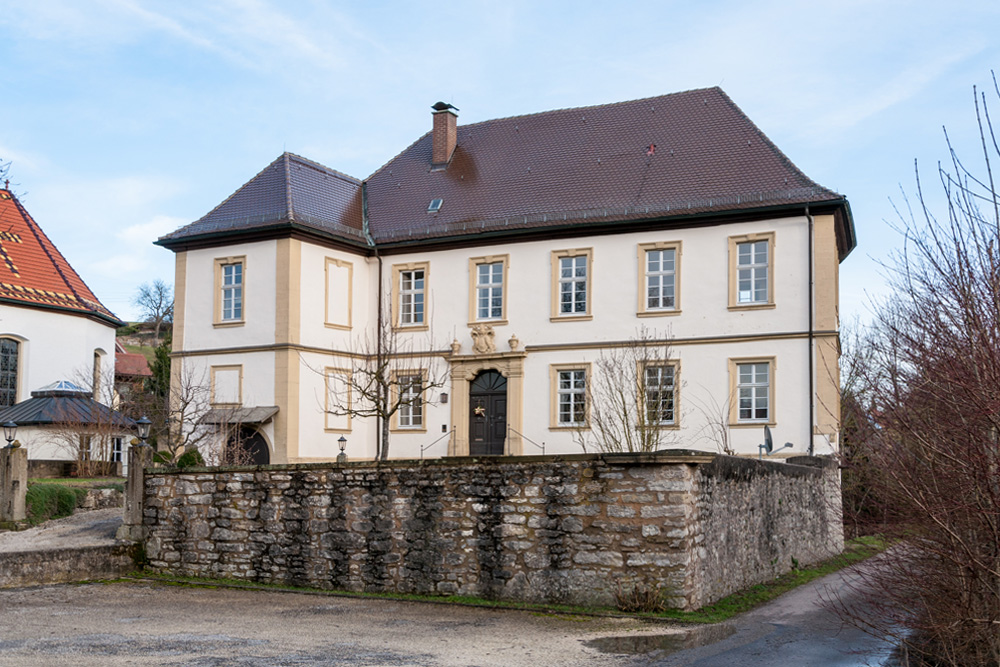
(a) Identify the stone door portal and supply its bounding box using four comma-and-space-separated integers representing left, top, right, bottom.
226, 426, 271, 465
469, 370, 507, 456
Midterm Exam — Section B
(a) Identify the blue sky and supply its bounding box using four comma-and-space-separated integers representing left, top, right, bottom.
1, 1, 998, 322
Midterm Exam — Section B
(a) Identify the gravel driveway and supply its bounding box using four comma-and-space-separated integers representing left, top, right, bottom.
0, 581, 686, 666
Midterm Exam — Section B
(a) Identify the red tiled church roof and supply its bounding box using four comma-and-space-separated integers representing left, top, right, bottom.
0, 190, 121, 326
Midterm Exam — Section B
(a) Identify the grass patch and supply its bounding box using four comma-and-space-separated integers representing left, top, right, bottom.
29, 478, 123, 487
127, 536, 885, 623
123, 343, 157, 364
25, 483, 88, 525
654, 535, 888, 624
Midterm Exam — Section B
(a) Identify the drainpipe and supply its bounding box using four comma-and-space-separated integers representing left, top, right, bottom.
362, 181, 384, 459
806, 206, 815, 456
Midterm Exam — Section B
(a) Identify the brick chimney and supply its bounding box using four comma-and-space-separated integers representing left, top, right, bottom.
431, 101, 459, 167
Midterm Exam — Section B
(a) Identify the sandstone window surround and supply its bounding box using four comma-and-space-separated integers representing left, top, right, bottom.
637, 241, 682, 317
468, 254, 509, 326
391, 262, 429, 331
550, 248, 593, 322
550, 363, 590, 429
324, 257, 353, 331
323, 367, 352, 433
642, 361, 679, 427
210, 364, 243, 407
390, 370, 426, 433
729, 357, 776, 427
214, 256, 246, 326
728, 232, 775, 310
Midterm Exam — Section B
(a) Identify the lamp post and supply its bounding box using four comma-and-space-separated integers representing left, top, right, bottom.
136, 416, 151, 447
337, 435, 348, 463
2, 421, 16, 448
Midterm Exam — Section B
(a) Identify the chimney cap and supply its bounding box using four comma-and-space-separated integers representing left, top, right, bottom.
431, 101, 459, 112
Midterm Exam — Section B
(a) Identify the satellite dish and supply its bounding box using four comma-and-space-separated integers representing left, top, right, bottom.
758, 425, 793, 460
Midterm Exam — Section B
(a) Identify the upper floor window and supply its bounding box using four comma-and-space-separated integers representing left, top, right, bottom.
476, 262, 504, 320
214, 256, 246, 326
550, 249, 593, 321
729, 233, 774, 309
644, 364, 677, 426
0, 338, 18, 408
638, 241, 682, 316
392, 262, 430, 330
400, 269, 425, 325
222, 263, 243, 320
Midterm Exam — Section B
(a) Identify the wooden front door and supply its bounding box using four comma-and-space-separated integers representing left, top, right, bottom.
469, 370, 507, 456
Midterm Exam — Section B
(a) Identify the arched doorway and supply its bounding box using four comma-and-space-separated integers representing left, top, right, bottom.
226, 426, 270, 465
469, 370, 507, 455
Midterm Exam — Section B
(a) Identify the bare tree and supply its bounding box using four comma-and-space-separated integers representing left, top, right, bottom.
831, 73, 1000, 664
133, 280, 173, 341
688, 389, 736, 455
324, 314, 446, 461
573, 328, 679, 453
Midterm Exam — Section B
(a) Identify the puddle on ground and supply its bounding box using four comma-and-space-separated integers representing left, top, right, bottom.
585, 624, 734, 656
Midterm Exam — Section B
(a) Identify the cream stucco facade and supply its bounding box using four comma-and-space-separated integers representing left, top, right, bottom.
171, 212, 844, 463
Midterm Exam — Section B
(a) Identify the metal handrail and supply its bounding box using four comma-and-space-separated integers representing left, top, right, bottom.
507, 426, 545, 456
420, 427, 455, 459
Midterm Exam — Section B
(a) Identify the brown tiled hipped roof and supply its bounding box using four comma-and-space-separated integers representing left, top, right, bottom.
158, 87, 854, 254
159, 153, 365, 245
366, 87, 842, 242
0, 190, 121, 326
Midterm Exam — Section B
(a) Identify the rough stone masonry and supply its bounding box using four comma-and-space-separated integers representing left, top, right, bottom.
141, 451, 842, 610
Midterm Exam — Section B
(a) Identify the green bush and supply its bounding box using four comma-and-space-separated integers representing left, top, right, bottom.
25, 484, 87, 525
152, 449, 174, 465
176, 448, 205, 468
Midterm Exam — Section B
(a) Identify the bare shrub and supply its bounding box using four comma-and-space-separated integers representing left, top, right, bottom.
832, 74, 1000, 665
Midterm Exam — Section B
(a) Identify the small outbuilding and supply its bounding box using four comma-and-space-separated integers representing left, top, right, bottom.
0, 380, 135, 477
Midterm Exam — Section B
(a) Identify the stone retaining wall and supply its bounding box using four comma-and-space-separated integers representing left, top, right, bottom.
141, 451, 842, 610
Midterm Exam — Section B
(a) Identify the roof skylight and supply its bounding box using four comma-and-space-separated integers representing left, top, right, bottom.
428, 198, 443, 213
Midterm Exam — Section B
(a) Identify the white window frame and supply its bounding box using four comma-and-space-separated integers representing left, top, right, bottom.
392, 262, 430, 331
476, 262, 504, 320
643, 363, 677, 426
728, 233, 775, 309
637, 241, 682, 316
214, 256, 246, 326
550, 249, 593, 321
729, 357, 776, 426
550, 364, 590, 429
111, 437, 123, 463
393, 372, 425, 431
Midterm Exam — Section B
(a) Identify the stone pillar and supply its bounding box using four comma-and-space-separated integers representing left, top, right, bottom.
0, 446, 27, 523
117, 442, 153, 541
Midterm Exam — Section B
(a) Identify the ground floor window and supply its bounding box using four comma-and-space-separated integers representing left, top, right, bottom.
111, 437, 123, 463
557, 368, 587, 426
737, 361, 770, 422
644, 364, 676, 425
